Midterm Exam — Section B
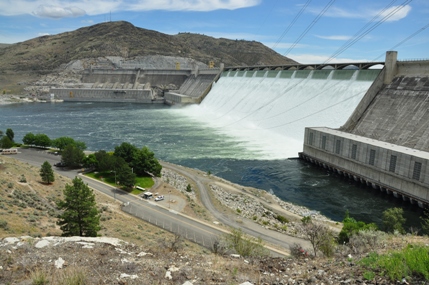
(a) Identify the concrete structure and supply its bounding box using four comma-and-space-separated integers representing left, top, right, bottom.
301, 51, 429, 208
50, 66, 222, 104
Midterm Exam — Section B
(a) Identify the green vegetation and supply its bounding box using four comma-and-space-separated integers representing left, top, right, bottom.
57, 177, 101, 237
222, 228, 269, 258
39, 161, 55, 184
85, 170, 154, 194
420, 210, 429, 235
5, 128, 14, 142
275, 214, 289, 224
360, 245, 429, 281
338, 210, 378, 243
382, 207, 406, 234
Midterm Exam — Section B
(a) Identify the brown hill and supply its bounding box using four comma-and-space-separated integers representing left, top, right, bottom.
0, 21, 296, 73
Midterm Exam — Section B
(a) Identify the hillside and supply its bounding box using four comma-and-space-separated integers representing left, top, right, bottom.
0, 21, 295, 71
1, 153, 429, 284
0, 21, 296, 94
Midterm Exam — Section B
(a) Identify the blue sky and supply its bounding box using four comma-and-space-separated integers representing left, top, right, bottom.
0, 0, 428, 63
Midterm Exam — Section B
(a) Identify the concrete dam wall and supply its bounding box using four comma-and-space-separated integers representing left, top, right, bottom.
51, 68, 221, 104
301, 52, 429, 208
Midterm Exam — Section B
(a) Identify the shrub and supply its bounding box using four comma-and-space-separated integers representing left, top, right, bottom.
0, 220, 8, 230
222, 228, 269, 258
382, 207, 405, 234
290, 243, 309, 259
359, 244, 429, 281
31, 269, 49, 285
275, 214, 289, 224
19, 174, 27, 183
339, 211, 378, 244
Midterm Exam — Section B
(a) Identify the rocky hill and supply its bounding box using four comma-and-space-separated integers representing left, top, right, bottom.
0, 21, 295, 71
0, 21, 296, 94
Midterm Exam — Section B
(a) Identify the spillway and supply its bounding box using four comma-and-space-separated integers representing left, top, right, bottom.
178, 69, 381, 159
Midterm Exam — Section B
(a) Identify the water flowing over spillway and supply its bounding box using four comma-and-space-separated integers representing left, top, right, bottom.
176, 69, 380, 159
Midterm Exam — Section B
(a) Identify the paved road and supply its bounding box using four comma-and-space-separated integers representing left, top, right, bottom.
162, 162, 311, 253
12, 148, 308, 256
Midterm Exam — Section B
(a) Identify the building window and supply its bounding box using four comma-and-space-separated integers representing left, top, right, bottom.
308, 132, 314, 146
335, 140, 341, 154
322, 136, 326, 150
413, 162, 422, 181
389, 155, 397, 172
369, 149, 376, 166
351, 144, 357, 159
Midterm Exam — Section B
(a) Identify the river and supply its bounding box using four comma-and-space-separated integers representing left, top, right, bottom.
0, 100, 423, 228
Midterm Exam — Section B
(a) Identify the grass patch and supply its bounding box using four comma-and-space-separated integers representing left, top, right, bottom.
359, 244, 429, 281
85, 171, 154, 195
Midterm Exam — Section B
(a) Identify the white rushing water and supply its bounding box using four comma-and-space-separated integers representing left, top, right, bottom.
175, 69, 379, 159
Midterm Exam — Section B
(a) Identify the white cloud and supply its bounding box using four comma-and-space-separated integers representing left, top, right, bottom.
33, 5, 86, 18
0, 0, 260, 18
315, 35, 352, 41
377, 5, 411, 22
315, 4, 411, 22
128, 0, 261, 12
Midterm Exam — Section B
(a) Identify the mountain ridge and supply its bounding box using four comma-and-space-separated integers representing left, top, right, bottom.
0, 21, 296, 72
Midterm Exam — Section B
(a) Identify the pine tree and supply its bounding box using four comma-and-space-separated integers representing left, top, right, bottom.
57, 177, 101, 237
39, 161, 55, 184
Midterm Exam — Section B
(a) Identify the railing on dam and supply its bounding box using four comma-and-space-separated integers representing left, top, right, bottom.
225, 61, 385, 71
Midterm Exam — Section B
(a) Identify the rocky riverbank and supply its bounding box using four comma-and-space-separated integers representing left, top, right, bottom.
160, 166, 340, 239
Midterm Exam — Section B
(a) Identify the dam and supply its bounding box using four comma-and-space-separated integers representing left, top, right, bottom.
48, 52, 429, 209
301, 51, 429, 209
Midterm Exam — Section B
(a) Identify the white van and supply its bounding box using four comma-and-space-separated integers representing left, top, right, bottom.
1, 148, 18, 155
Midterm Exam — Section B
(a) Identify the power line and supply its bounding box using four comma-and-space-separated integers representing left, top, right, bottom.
284, 0, 336, 56
324, 0, 412, 63
271, 0, 312, 50
373, 21, 429, 61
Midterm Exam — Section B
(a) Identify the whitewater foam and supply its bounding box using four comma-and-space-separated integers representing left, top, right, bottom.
175, 69, 379, 159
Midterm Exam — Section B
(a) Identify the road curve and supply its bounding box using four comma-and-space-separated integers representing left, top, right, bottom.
161, 162, 311, 252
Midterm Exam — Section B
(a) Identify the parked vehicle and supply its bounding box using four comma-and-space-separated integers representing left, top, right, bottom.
155, 195, 164, 201
1, 148, 18, 155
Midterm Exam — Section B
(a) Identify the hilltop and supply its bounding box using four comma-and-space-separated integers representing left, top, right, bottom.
0, 21, 296, 94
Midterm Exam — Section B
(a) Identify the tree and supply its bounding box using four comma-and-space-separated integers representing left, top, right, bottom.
133, 146, 162, 177
82, 153, 98, 169
116, 163, 136, 190
34, 133, 51, 148
39, 161, 55, 184
52, 136, 87, 152
382, 207, 406, 234
300, 220, 335, 257
114, 142, 138, 165
0, 136, 13, 149
57, 177, 101, 237
94, 150, 115, 172
61, 144, 85, 168
51, 136, 75, 151
5, 128, 14, 142
22, 132, 36, 145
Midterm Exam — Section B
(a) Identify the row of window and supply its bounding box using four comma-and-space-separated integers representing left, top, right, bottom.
308, 132, 423, 181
